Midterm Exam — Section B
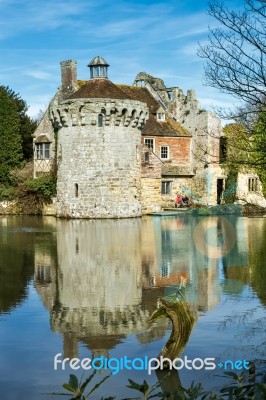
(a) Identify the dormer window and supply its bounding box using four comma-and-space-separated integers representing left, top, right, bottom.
35, 143, 50, 159
157, 112, 165, 121
34, 135, 51, 159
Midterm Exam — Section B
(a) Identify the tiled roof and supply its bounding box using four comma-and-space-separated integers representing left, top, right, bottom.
142, 114, 190, 137
117, 85, 190, 137
117, 85, 159, 113
34, 134, 51, 143
68, 79, 133, 100
68, 80, 190, 137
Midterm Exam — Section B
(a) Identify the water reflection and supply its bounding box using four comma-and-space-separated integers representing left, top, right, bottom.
0, 216, 56, 315
0, 214, 266, 399
32, 214, 263, 362
35, 219, 169, 359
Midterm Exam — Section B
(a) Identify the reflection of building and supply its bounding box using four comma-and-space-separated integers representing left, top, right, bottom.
223, 217, 266, 305
35, 219, 169, 358
34, 215, 257, 359
141, 216, 222, 312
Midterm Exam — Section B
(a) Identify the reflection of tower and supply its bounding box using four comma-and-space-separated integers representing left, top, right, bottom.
50, 219, 156, 358
34, 218, 170, 359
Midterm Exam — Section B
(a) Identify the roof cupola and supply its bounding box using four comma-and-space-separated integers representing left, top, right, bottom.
88, 56, 109, 79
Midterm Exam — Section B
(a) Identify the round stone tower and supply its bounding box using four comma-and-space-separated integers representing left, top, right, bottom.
50, 57, 149, 218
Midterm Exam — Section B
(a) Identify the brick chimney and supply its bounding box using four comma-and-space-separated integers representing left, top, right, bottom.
60, 60, 77, 99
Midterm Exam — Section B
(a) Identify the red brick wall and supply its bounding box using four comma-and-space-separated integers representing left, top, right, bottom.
143, 136, 191, 165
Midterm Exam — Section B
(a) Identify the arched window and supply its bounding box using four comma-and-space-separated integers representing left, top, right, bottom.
98, 114, 103, 127
75, 183, 78, 197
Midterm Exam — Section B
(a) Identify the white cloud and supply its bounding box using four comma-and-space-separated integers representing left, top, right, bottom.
199, 95, 236, 108
0, 0, 91, 38
0, 0, 235, 113
24, 70, 53, 80
27, 103, 47, 118
26, 94, 53, 118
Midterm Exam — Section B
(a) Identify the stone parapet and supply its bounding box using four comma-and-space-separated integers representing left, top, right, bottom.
50, 98, 148, 129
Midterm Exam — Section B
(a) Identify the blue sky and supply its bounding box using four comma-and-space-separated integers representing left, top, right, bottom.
0, 0, 243, 118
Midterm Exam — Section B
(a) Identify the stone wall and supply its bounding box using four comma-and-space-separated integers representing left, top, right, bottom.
141, 146, 162, 213
170, 90, 222, 169
188, 165, 226, 205
51, 98, 148, 218
0, 201, 21, 214
141, 178, 162, 213
236, 172, 266, 207
160, 177, 194, 208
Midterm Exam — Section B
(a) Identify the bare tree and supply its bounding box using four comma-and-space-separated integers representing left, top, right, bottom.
198, 0, 266, 120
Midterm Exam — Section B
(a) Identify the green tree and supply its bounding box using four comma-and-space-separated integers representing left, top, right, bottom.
3, 86, 36, 159
0, 86, 23, 184
251, 112, 266, 193
0, 85, 37, 185
223, 116, 266, 194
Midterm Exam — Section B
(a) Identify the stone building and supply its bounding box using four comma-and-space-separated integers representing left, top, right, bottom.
33, 56, 265, 218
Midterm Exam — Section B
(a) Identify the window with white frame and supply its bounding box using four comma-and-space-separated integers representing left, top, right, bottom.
157, 112, 165, 121
161, 181, 172, 195
35, 143, 50, 160
144, 138, 155, 151
160, 146, 169, 159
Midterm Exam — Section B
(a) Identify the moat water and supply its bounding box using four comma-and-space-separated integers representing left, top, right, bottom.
0, 214, 265, 399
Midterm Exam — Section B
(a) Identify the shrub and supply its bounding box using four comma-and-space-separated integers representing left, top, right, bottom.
0, 185, 15, 201
15, 175, 56, 214
25, 176, 56, 202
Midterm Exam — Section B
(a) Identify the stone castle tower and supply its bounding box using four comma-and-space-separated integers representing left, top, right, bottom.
50, 57, 148, 218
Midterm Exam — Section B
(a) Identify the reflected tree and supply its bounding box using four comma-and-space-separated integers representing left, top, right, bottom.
0, 234, 33, 313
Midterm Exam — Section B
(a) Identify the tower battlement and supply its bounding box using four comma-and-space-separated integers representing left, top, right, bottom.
50, 99, 148, 129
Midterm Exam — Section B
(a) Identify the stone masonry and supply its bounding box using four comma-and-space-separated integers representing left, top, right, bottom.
51, 98, 148, 218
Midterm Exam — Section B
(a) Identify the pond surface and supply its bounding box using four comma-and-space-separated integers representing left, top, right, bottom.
0, 214, 265, 399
